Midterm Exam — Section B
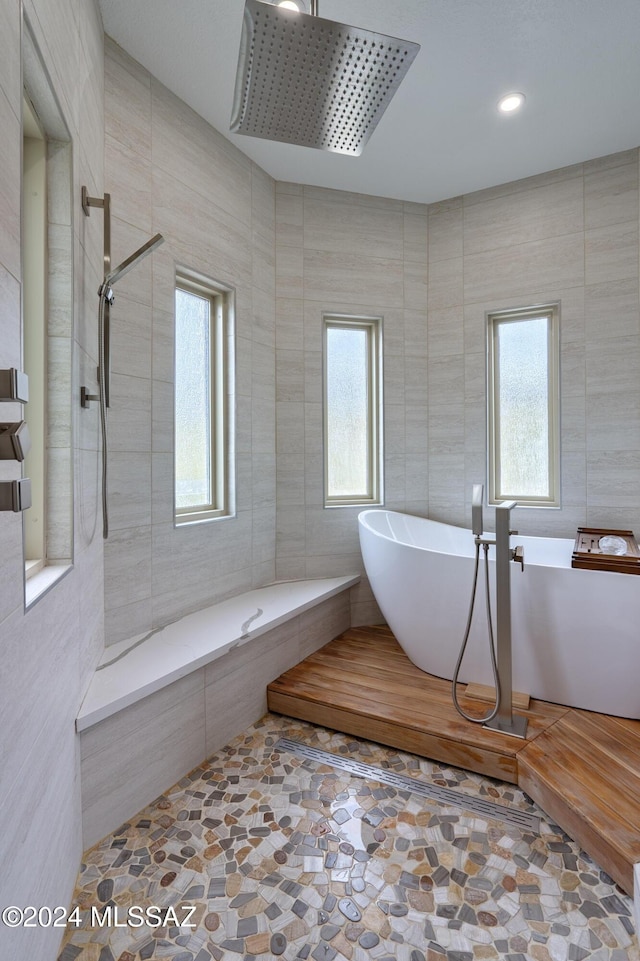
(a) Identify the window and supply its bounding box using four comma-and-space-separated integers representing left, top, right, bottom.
22, 95, 47, 574
174, 269, 234, 524
487, 303, 560, 507
323, 314, 382, 507
22, 14, 74, 608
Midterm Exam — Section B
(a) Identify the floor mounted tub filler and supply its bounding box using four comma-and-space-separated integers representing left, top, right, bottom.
358, 509, 640, 719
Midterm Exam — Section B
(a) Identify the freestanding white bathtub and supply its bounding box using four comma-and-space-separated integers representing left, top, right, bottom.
358, 509, 640, 719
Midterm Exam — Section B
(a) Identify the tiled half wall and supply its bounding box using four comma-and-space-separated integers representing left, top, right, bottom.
79, 592, 349, 849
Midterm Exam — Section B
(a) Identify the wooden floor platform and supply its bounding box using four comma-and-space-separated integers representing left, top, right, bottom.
267, 626, 640, 895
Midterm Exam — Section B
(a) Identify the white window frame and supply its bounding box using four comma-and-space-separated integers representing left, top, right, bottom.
174, 268, 234, 525
487, 302, 560, 508
323, 313, 383, 508
22, 95, 47, 574
22, 14, 75, 609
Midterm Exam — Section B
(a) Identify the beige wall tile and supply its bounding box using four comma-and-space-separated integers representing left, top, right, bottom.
104, 38, 151, 160
562, 449, 587, 507
303, 184, 402, 212
384, 353, 406, 406
585, 279, 639, 341
428, 256, 463, 309
429, 407, 465, 456
562, 394, 587, 452
428, 354, 465, 404
403, 205, 428, 264
303, 195, 404, 260
464, 232, 585, 303
152, 81, 252, 228
587, 450, 640, 508
585, 157, 639, 229
428, 197, 463, 263
586, 335, 640, 394
305, 506, 361, 556
81, 677, 206, 847
585, 221, 639, 284
276, 244, 304, 299
304, 249, 404, 307
105, 132, 153, 233
561, 342, 586, 398
299, 593, 350, 659
104, 597, 153, 646
463, 176, 584, 256
104, 526, 152, 610
277, 348, 304, 402
404, 309, 428, 355
0, 0, 21, 118
583, 148, 638, 174
276, 505, 306, 557
204, 621, 299, 756
428, 306, 464, 356
464, 162, 583, 208
276, 297, 304, 351
110, 294, 152, 380
48, 220, 74, 336
586, 391, 640, 451
108, 372, 152, 453
0, 89, 20, 282
385, 404, 406, 454
276, 190, 303, 247
107, 451, 152, 530
404, 260, 428, 309
404, 352, 429, 406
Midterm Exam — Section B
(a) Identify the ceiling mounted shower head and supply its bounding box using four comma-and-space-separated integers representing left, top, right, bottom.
230, 0, 420, 156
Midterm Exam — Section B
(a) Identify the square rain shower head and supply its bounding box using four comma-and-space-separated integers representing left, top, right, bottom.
230, 0, 420, 156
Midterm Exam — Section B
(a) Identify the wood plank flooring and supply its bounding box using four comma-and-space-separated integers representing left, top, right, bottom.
267, 625, 640, 895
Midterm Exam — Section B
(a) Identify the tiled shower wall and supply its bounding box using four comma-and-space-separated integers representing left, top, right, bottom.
102, 39, 277, 644
275, 150, 640, 616
274, 184, 430, 624
428, 150, 640, 538
0, 1, 105, 958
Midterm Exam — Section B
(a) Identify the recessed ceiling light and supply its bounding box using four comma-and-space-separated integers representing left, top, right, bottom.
278, 1, 302, 10
498, 92, 525, 114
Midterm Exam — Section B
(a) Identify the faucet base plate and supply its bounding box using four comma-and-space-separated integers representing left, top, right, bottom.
484, 714, 529, 740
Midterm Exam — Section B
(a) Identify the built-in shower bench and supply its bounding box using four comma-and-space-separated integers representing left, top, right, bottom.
77, 576, 358, 849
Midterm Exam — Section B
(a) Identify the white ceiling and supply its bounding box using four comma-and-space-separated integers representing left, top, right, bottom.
98, 0, 640, 204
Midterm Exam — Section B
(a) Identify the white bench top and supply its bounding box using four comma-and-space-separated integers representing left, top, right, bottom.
77, 576, 358, 732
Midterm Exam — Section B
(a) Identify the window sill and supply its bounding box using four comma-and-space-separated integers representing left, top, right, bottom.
25, 563, 72, 609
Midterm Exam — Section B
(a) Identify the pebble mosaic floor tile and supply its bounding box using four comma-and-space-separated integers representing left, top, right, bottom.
59, 714, 638, 961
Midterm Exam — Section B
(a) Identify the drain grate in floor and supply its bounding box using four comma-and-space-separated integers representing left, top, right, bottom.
274, 737, 541, 833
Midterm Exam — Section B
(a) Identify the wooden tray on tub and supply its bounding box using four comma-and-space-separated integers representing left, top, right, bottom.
572, 527, 640, 574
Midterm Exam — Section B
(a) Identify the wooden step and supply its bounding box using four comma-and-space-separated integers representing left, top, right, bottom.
267, 627, 568, 781
267, 625, 640, 895
518, 711, 640, 894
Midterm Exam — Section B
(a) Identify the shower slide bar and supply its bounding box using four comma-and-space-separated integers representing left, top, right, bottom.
80, 186, 164, 537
